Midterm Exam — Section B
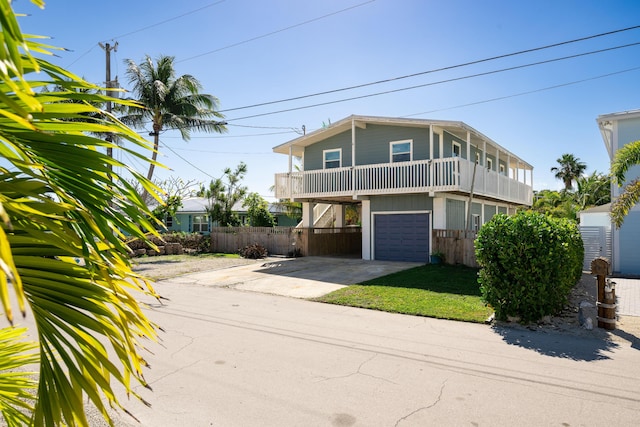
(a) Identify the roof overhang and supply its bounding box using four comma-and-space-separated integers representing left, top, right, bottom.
596, 109, 640, 161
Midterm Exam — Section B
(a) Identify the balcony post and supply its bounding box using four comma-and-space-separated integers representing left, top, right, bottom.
302, 202, 314, 228
352, 118, 356, 198
288, 145, 293, 200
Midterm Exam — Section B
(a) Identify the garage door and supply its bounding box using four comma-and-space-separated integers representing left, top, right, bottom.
374, 213, 430, 262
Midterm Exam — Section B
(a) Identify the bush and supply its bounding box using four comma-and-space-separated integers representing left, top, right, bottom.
475, 211, 584, 323
239, 243, 268, 259
126, 232, 209, 254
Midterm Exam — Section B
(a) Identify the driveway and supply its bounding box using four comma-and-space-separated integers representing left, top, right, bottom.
166, 256, 423, 298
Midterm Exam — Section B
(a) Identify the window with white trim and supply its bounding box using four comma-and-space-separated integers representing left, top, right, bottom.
499, 164, 506, 175
165, 215, 173, 227
472, 214, 481, 232
487, 158, 493, 171
192, 215, 209, 233
390, 140, 412, 162
323, 149, 341, 169
452, 141, 461, 157
475, 152, 480, 164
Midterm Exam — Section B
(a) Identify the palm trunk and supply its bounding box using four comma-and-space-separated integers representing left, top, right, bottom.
142, 128, 160, 204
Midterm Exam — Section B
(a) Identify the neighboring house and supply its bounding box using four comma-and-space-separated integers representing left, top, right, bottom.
273, 115, 533, 262
163, 197, 298, 234
596, 109, 640, 275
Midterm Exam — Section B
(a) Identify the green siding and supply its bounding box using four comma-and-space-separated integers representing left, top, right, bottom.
370, 194, 433, 212
442, 131, 468, 160
471, 202, 482, 216
354, 124, 430, 165
483, 204, 497, 223
446, 198, 466, 230
498, 206, 507, 215
304, 130, 353, 170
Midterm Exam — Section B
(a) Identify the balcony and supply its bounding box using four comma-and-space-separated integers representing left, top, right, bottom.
275, 157, 532, 206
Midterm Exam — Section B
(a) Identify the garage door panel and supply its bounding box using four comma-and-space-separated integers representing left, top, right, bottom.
374, 213, 430, 262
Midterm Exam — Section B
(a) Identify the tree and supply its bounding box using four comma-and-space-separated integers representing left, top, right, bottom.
120, 54, 227, 185
610, 140, 640, 227
243, 192, 275, 227
550, 153, 586, 190
574, 171, 610, 210
1, 2, 162, 425
198, 163, 248, 227
150, 177, 200, 222
530, 189, 578, 221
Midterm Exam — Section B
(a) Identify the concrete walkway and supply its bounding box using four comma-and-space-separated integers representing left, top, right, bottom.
615, 277, 640, 316
167, 256, 423, 299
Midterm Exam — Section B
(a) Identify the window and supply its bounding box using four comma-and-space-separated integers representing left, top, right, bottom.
475, 152, 480, 164
487, 158, 493, 171
390, 140, 412, 162
452, 141, 461, 157
472, 214, 481, 232
323, 149, 341, 169
192, 215, 209, 233
499, 164, 506, 175
165, 215, 173, 227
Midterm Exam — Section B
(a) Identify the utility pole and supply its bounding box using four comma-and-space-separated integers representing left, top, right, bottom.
99, 41, 118, 171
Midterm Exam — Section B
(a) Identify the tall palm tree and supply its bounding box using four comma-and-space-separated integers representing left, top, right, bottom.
610, 140, 640, 227
121, 55, 227, 185
550, 153, 587, 190
1, 2, 162, 425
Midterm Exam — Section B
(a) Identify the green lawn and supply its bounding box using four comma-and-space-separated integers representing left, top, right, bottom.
313, 264, 493, 323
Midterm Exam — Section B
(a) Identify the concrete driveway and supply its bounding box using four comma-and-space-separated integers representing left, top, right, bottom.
166, 256, 423, 298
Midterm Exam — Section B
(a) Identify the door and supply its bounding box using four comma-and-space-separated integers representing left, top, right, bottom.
374, 213, 430, 262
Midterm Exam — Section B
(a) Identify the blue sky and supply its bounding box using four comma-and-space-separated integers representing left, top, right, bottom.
15, 0, 640, 201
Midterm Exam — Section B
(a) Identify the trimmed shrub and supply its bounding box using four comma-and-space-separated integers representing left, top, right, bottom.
475, 211, 584, 323
239, 243, 268, 259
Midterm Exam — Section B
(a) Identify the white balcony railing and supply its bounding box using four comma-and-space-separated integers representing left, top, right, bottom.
275, 157, 532, 205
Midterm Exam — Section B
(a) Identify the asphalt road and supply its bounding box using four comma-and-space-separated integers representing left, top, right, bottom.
101, 279, 640, 427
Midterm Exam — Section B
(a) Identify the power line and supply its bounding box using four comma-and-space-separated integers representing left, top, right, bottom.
226, 41, 640, 122
405, 66, 640, 117
161, 146, 273, 155
177, 0, 376, 63
219, 24, 640, 113
161, 130, 296, 139
159, 140, 216, 179
105, 1, 226, 42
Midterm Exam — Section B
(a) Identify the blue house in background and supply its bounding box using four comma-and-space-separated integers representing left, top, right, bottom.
163, 197, 299, 234
597, 109, 640, 276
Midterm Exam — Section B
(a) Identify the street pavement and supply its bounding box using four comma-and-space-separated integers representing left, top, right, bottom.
99, 278, 640, 427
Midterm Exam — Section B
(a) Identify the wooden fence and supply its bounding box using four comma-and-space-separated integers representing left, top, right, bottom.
210, 226, 362, 257
432, 229, 478, 268
210, 227, 296, 256
294, 227, 362, 257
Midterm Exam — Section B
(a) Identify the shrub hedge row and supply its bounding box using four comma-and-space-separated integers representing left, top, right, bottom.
475, 211, 584, 323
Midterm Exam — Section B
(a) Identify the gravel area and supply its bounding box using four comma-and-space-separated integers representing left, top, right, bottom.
131, 255, 263, 281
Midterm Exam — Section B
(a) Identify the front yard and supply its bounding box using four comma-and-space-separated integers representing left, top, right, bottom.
313, 264, 493, 323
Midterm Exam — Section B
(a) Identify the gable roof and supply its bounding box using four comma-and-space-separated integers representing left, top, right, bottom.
272, 114, 532, 169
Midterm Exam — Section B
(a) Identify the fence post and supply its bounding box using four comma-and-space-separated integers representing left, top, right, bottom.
590, 257, 615, 330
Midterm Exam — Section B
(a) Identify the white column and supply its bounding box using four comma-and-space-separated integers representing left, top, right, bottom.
482, 139, 487, 194
288, 145, 293, 200
439, 132, 444, 159
334, 205, 344, 228
429, 124, 433, 159
361, 199, 371, 260
302, 202, 314, 228
352, 119, 357, 198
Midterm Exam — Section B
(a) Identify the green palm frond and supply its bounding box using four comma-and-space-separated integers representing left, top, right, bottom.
1, 1, 166, 425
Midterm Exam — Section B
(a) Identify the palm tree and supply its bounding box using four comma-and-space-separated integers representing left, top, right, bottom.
550, 153, 587, 190
610, 140, 640, 227
1, 2, 162, 425
574, 171, 611, 210
121, 55, 227, 185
